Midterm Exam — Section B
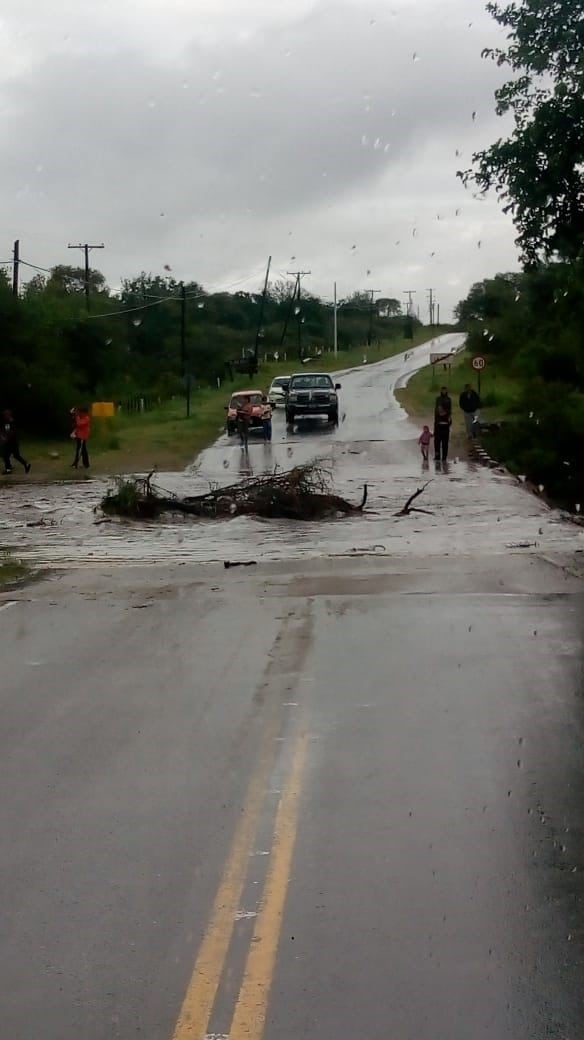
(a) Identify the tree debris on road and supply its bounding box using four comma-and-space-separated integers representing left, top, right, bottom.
396, 481, 434, 516
100, 463, 368, 523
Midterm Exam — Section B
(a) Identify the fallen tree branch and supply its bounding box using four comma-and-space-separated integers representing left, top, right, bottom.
100, 462, 368, 523
396, 480, 433, 516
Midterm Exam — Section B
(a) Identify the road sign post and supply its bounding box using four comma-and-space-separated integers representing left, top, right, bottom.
472, 355, 486, 396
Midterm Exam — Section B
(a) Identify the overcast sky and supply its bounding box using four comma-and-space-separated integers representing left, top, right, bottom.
0, 0, 519, 319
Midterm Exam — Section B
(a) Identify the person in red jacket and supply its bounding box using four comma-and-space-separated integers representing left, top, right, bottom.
70, 406, 91, 469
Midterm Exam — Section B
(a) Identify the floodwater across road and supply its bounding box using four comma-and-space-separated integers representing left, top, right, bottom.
1, 334, 584, 1039
1, 333, 583, 566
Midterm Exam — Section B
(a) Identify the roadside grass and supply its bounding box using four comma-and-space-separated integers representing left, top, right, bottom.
396, 349, 523, 434
0, 554, 28, 588
6, 327, 447, 481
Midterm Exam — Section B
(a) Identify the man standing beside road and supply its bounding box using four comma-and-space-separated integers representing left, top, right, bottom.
434, 406, 451, 463
1, 410, 31, 475
433, 387, 452, 463
459, 383, 481, 438
435, 386, 452, 420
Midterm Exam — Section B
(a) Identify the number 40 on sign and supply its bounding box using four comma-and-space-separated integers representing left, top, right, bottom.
472, 354, 486, 393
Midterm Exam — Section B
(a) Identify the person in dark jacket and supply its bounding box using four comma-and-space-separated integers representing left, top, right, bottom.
1, 411, 31, 475
434, 405, 452, 463
435, 386, 452, 419
459, 384, 481, 437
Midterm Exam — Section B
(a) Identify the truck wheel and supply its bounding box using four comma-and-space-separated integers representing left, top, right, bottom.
329, 410, 339, 426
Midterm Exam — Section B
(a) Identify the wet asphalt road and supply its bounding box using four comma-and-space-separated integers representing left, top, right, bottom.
2, 335, 584, 1039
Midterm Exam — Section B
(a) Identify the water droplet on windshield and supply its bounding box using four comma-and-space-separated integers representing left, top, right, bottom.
361, 135, 370, 147
294, 306, 301, 315
147, 99, 156, 109
132, 318, 142, 327
197, 302, 205, 310
412, 52, 420, 62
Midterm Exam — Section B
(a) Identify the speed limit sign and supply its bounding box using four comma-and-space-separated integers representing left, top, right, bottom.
472, 355, 486, 371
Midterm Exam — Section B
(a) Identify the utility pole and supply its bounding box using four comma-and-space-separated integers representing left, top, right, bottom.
179, 282, 192, 419
333, 281, 338, 357
180, 282, 186, 374
12, 240, 19, 297
403, 290, 416, 317
254, 255, 272, 367
68, 242, 104, 312
365, 289, 381, 348
437, 302, 441, 326
427, 288, 436, 326
280, 274, 299, 347
287, 269, 311, 359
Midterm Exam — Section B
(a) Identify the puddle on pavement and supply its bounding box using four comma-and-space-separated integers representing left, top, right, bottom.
1, 337, 583, 567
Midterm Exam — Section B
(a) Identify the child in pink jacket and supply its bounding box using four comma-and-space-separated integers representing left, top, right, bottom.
418, 424, 433, 461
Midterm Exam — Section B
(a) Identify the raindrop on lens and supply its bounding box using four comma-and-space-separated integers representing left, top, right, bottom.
132, 318, 142, 327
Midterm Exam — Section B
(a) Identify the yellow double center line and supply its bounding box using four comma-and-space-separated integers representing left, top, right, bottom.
172, 730, 308, 1040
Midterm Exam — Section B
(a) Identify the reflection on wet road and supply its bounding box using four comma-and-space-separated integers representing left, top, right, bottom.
2, 334, 583, 565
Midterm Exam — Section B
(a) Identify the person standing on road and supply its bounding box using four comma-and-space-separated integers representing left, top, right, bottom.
261, 396, 272, 443
1, 410, 31, 475
459, 384, 481, 438
435, 386, 452, 420
70, 406, 91, 469
236, 396, 253, 450
434, 405, 452, 463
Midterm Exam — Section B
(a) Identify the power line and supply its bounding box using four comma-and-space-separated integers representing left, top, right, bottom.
19, 259, 52, 274
88, 296, 179, 319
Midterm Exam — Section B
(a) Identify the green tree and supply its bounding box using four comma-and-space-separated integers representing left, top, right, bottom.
47, 265, 108, 297
461, 0, 584, 262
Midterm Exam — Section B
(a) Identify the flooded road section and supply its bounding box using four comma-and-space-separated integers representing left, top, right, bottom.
1, 333, 582, 566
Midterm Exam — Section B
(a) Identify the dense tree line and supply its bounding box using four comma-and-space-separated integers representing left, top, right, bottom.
456, 259, 584, 502
456, 0, 584, 505
0, 267, 408, 436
